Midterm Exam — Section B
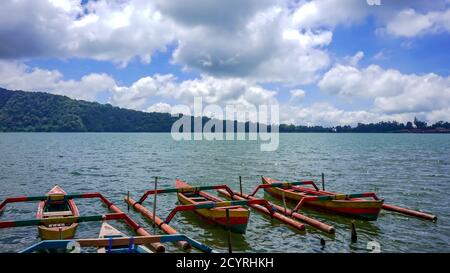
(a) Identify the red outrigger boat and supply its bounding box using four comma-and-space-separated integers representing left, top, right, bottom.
262, 177, 384, 221
36, 185, 79, 240
176, 179, 251, 233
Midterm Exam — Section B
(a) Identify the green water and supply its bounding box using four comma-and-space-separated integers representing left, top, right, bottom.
0, 133, 449, 253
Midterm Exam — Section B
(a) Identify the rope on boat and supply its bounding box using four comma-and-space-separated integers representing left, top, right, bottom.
107, 237, 113, 253
128, 236, 134, 253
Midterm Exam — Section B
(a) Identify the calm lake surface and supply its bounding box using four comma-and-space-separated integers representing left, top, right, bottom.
0, 133, 449, 253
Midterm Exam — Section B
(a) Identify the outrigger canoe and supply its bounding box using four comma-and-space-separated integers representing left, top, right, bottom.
97, 222, 153, 253
262, 177, 384, 221
36, 185, 79, 240
176, 179, 250, 233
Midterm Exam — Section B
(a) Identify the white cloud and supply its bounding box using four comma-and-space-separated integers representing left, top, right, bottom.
425, 108, 450, 123
154, 0, 274, 29
319, 62, 450, 114
146, 102, 173, 113
348, 51, 364, 67
111, 74, 278, 114
373, 50, 387, 61
1, 0, 447, 86
0, 0, 332, 84
0, 61, 115, 101
70, 0, 177, 65
290, 0, 368, 29
109, 74, 279, 122
110, 74, 176, 109
1, 0, 448, 64
175, 76, 278, 106
386, 8, 450, 37
289, 0, 449, 38
280, 102, 421, 126
172, 5, 331, 84
289, 89, 306, 102
0, 0, 176, 64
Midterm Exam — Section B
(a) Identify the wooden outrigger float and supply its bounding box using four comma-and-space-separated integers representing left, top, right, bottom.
0, 188, 165, 252
261, 177, 437, 222
127, 179, 307, 236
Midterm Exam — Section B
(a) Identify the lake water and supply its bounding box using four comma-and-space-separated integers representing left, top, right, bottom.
0, 133, 449, 253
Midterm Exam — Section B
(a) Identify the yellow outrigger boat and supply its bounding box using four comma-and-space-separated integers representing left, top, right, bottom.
36, 185, 79, 239
176, 179, 251, 233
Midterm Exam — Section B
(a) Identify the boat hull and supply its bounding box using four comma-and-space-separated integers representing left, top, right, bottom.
36, 186, 79, 240
263, 177, 383, 221
176, 180, 250, 234
38, 223, 78, 240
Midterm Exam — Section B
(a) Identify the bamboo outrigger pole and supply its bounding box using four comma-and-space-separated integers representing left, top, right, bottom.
152, 176, 158, 234
125, 196, 191, 250
0, 212, 132, 228
382, 203, 437, 221
247, 192, 335, 234
217, 189, 306, 231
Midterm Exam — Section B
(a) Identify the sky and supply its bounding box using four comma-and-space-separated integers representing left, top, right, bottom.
0, 0, 449, 126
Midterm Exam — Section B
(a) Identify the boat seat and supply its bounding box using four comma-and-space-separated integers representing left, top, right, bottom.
216, 206, 241, 210
190, 197, 208, 201
43, 211, 73, 218
196, 201, 214, 204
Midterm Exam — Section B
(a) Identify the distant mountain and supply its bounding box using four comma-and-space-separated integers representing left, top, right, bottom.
0, 88, 178, 132
1, 87, 449, 133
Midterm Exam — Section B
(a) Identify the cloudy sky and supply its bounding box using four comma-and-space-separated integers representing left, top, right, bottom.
0, 0, 449, 126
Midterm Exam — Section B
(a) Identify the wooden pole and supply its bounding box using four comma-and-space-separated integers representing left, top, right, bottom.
321, 173, 325, 191
351, 221, 357, 243
127, 191, 130, 212
282, 191, 287, 215
226, 208, 232, 253
320, 238, 326, 247
239, 176, 243, 196
152, 177, 158, 234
